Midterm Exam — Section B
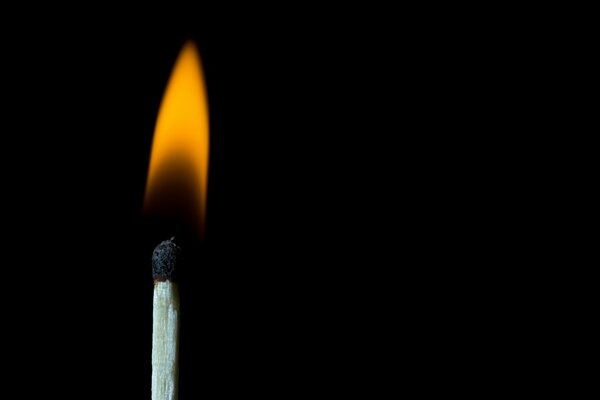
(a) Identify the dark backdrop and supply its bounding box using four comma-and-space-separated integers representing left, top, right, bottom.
0, 9, 501, 398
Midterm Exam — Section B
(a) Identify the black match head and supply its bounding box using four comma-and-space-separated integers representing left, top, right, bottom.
152, 237, 182, 282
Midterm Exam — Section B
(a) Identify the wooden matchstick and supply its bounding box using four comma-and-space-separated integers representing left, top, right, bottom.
152, 237, 181, 400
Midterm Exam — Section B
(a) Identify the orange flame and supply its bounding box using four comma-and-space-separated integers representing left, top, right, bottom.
144, 41, 209, 234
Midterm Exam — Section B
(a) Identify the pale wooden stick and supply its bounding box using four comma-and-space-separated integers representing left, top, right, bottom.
152, 281, 179, 400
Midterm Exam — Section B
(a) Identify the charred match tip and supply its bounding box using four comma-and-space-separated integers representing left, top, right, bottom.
152, 237, 181, 282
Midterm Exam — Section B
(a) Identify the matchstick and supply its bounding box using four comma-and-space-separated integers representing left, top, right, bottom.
152, 237, 181, 400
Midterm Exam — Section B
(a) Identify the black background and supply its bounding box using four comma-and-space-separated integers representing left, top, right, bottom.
0, 9, 500, 398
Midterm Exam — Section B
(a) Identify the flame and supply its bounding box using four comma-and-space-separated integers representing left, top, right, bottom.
144, 41, 209, 234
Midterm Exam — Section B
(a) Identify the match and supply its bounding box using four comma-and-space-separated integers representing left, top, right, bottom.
152, 237, 181, 400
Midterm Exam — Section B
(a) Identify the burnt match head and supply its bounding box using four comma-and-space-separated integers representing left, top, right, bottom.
152, 237, 181, 282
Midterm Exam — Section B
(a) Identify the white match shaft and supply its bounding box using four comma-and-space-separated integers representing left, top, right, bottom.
152, 281, 179, 400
